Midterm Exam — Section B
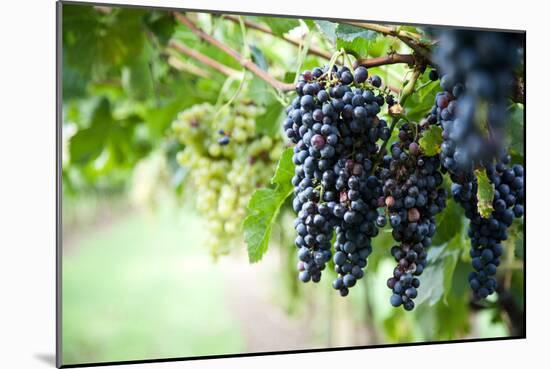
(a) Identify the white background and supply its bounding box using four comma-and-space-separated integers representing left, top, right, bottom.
0, 0, 543, 368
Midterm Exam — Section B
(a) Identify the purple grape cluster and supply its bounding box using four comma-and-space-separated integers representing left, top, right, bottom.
377, 123, 447, 310
284, 64, 391, 296
452, 155, 524, 299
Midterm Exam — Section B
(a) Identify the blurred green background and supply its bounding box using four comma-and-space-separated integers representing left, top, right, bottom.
61, 2, 524, 366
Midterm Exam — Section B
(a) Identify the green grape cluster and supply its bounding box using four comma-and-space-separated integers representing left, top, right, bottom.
173, 101, 283, 256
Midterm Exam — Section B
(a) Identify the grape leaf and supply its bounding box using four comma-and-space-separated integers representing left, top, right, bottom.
121, 47, 154, 101
249, 45, 268, 71
63, 5, 146, 77
249, 76, 275, 106
302, 19, 316, 30
262, 18, 300, 37
419, 125, 443, 156
415, 236, 461, 306
243, 148, 294, 263
144, 11, 175, 45
475, 169, 495, 218
283, 71, 296, 83
335, 23, 378, 42
69, 98, 113, 164
507, 103, 524, 155
432, 200, 464, 245
270, 148, 294, 186
256, 101, 284, 137
404, 78, 439, 122
315, 20, 337, 44
336, 37, 370, 59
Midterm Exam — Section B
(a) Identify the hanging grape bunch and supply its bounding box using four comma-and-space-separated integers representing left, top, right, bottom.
280, 44, 523, 309
283, 64, 392, 296
424, 30, 525, 300
173, 101, 283, 256
376, 123, 447, 310
450, 155, 524, 299
427, 30, 523, 180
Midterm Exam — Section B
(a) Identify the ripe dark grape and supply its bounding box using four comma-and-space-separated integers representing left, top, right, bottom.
370, 75, 382, 88
217, 136, 230, 145
354, 66, 368, 83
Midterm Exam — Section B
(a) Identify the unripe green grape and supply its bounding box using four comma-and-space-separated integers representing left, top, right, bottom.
232, 128, 247, 143
172, 99, 283, 257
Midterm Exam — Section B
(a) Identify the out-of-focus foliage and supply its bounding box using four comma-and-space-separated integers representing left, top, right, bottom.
62, 2, 524, 350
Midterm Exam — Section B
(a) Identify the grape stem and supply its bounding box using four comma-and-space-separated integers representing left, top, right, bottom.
356, 53, 415, 68
375, 66, 424, 163
175, 13, 416, 94
343, 22, 433, 63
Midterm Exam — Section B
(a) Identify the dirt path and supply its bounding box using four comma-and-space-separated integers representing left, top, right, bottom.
220, 254, 320, 353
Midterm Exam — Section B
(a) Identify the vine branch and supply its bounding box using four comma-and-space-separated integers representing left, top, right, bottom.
172, 14, 524, 104
221, 15, 332, 60
344, 22, 432, 64
174, 12, 296, 92
375, 66, 424, 161
168, 40, 240, 77
346, 22, 423, 41
174, 13, 411, 94
356, 53, 415, 69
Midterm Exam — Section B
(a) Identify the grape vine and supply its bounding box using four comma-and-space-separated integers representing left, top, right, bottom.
168, 16, 525, 312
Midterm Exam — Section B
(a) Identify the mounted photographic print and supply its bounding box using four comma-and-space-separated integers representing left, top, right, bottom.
57, 1, 526, 367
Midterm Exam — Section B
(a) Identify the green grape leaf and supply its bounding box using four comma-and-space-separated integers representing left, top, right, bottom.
315, 20, 338, 44
415, 236, 461, 306
145, 11, 175, 45
256, 101, 284, 137
69, 127, 107, 165
475, 169, 495, 218
62, 55, 88, 99
404, 79, 439, 122
335, 23, 378, 42
271, 148, 294, 185
302, 19, 316, 30
121, 47, 154, 100
419, 125, 443, 156
507, 103, 524, 155
244, 148, 294, 263
63, 5, 146, 77
249, 45, 269, 71
432, 200, 464, 245
283, 71, 297, 83
262, 18, 300, 37
514, 227, 525, 259
69, 98, 113, 164
336, 37, 370, 59
249, 76, 275, 106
